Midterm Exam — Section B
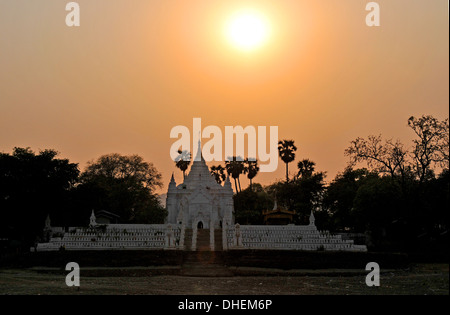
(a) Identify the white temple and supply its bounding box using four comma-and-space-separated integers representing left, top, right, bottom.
166, 140, 234, 230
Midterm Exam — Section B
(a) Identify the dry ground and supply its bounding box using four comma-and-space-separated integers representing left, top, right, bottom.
0, 264, 448, 295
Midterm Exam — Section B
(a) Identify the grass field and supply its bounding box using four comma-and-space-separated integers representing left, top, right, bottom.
0, 263, 448, 295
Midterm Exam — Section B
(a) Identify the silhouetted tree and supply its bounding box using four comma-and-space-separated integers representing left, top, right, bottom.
345, 135, 408, 179
210, 165, 226, 185
296, 159, 316, 179
0, 147, 79, 251
408, 115, 449, 183
244, 158, 260, 190
278, 140, 297, 181
267, 160, 325, 224
78, 153, 165, 223
345, 115, 449, 184
323, 168, 378, 231
225, 157, 245, 193
174, 150, 191, 179
233, 184, 272, 224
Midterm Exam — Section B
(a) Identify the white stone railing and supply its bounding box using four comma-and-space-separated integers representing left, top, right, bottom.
226, 225, 367, 252
36, 224, 182, 251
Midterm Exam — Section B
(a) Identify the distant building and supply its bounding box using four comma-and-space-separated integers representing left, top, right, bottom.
95, 210, 120, 225
262, 201, 295, 225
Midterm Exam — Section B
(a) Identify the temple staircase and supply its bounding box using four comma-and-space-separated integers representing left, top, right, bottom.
181, 228, 232, 277
196, 229, 210, 251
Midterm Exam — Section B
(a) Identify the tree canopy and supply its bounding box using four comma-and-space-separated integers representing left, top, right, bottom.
76, 153, 165, 224
0, 148, 79, 250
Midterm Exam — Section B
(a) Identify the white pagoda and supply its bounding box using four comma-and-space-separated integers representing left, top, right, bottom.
166, 141, 234, 230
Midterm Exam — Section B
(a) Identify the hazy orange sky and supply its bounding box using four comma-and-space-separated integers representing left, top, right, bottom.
0, 0, 448, 193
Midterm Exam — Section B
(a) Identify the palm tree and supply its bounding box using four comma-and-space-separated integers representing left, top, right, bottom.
174, 150, 191, 179
297, 159, 315, 179
210, 165, 226, 185
225, 156, 245, 193
278, 140, 297, 182
245, 158, 260, 190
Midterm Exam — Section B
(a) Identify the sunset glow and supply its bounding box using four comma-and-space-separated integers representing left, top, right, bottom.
0, 0, 448, 191
225, 10, 270, 51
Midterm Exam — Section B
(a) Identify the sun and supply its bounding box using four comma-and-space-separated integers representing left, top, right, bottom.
225, 10, 271, 51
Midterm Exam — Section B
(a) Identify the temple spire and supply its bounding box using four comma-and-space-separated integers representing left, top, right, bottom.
194, 137, 204, 162
224, 174, 232, 190
90, 210, 97, 227
169, 172, 177, 191
44, 214, 51, 230
309, 209, 315, 226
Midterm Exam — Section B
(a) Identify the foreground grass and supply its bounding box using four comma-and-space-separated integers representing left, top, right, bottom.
0, 264, 448, 295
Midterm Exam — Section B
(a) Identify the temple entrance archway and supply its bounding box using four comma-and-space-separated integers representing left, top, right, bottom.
197, 221, 204, 229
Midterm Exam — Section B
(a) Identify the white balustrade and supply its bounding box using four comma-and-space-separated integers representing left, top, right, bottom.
225, 224, 367, 252
36, 224, 183, 251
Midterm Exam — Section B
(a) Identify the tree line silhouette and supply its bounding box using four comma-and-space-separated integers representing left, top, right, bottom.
0, 115, 448, 253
